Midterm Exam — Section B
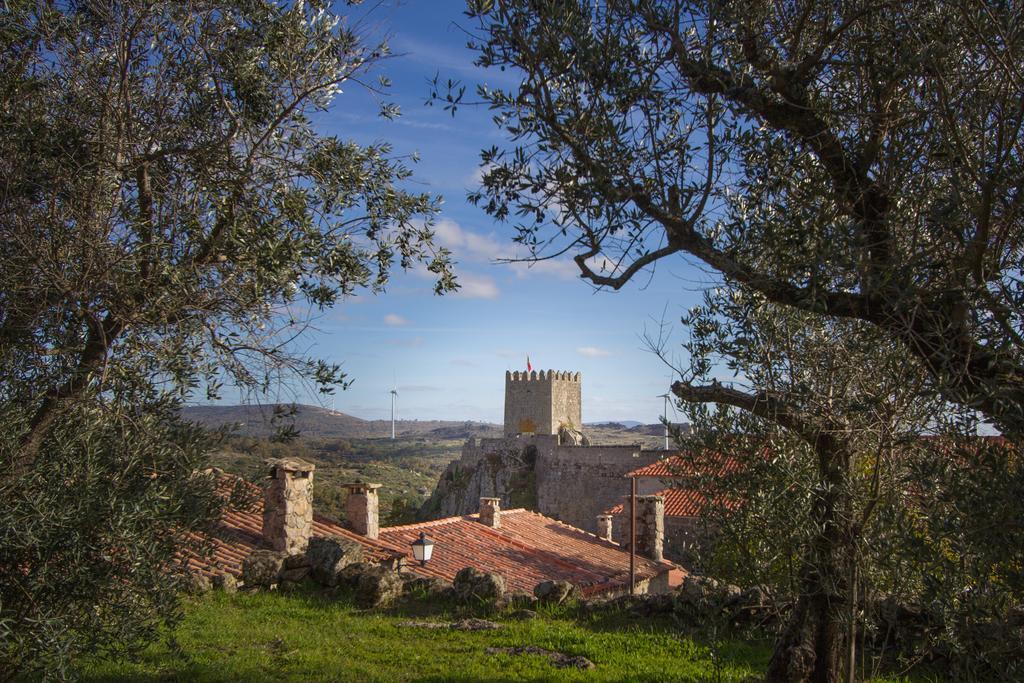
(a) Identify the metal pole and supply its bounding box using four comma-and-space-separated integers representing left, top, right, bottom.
629, 475, 636, 595
390, 391, 396, 439
663, 393, 669, 450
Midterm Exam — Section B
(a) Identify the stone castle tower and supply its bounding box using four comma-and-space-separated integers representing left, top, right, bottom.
503, 370, 581, 437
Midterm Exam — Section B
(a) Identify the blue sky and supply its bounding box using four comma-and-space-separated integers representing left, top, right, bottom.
271, 0, 719, 423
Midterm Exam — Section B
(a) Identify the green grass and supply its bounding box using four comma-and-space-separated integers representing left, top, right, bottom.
82, 590, 771, 682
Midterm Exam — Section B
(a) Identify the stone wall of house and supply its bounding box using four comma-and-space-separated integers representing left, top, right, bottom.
610, 512, 711, 567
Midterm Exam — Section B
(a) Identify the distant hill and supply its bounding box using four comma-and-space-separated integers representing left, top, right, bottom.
182, 404, 687, 443
628, 422, 691, 437
182, 404, 502, 440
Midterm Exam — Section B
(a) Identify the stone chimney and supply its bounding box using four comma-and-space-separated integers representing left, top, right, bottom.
635, 495, 665, 562
596, 514, 614, 542
479, 497, 501, 528
262, 458, 315, 555
344, 483, 381, 539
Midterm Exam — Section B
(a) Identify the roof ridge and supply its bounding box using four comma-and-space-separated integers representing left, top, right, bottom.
379, 515, 466, 532
380, 508, 531, 534
511, 509, 628, 551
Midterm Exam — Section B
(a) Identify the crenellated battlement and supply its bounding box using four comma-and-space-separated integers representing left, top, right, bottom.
505, 370, 581, 382
504, 369, 582, 436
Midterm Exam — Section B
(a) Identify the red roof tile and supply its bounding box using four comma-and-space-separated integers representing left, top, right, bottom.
626, 453, 742, 478
606, 486, 737, 518
186, 474, 677, 596
379, 510, 675, 596
182, 477, 401, 578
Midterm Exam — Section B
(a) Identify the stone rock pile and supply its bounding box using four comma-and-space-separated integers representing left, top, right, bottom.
453, 567, 506, 602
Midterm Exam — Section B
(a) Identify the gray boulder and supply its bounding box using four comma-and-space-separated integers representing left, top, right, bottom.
241, 550, 286, 589
307, 536, 364, 587
336, 562, 375, 588
283, 553, 311, 569
184, 572, 212, 595
495, 591, 536, 611
533, 579, 577, 604
722, 583, 743, 606
356, 566, 405, 608
679, 574, 719, 605
212, 572, 238, 594
453, 567, 506, 602
401, 574, 450, 596
280, 565, 311, 583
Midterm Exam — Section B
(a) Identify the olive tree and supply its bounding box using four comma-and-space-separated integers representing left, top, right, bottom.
448, 1, 1023, 678
658, 283, 943, 682
0, 0, 452, 676
454, 0, 1024, 437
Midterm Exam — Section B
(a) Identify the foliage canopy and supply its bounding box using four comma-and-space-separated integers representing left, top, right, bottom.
0, 0, 452, 676
458, 0, 1024, 436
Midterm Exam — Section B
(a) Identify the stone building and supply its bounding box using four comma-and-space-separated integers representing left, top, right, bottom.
503, 370, 582, 436
421, 370, 679, 535
187, 467, 676, 596
604, 455, 741, 566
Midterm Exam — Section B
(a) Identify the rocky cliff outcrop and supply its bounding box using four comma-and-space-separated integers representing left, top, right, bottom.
418, 437, 541, 519
420, 434, 668, 534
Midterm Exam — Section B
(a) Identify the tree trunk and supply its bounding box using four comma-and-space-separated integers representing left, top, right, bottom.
5, 313, 123, 486
766, 564, 845, 682
767, 442, 850, 683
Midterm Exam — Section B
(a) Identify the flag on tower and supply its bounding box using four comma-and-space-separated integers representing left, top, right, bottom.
526, 356, 533, 373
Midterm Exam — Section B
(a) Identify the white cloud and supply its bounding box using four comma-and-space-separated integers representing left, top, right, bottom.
577, 346, 612, 358
432, 218, 504, 261
453, 272, 499, 299
465, 162, 495, 188
430, 218, 581, 281
384, 313, 410, 327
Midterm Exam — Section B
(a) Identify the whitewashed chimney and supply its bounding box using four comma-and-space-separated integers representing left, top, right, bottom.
262, 458, 315, 554
344, 483, 381, 539
596, 514, 614, 542
479, 497, 501, 528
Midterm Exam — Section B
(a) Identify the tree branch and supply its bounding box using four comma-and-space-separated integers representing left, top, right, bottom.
671, 380, 845, 457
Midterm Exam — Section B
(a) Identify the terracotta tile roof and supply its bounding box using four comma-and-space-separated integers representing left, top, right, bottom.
182, 477, 401, 578
606, 486, 737, 518
379, 510, 676, 597
185, 474, 677, 596
625, 453, 742, 478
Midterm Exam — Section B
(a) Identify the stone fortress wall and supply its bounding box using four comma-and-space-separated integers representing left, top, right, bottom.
421, 370, 677, 535
535, 443, 669, 532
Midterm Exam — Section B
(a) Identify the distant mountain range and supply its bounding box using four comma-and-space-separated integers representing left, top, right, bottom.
182, 404, 688, 442
181, 404, 502, 440
587, 420, 690, 436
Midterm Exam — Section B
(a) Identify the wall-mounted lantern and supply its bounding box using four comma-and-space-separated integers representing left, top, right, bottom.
410, 532, 434, 567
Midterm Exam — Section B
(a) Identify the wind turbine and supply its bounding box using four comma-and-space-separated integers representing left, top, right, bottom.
657, 393, 671, 450
390, 386, 398, 440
